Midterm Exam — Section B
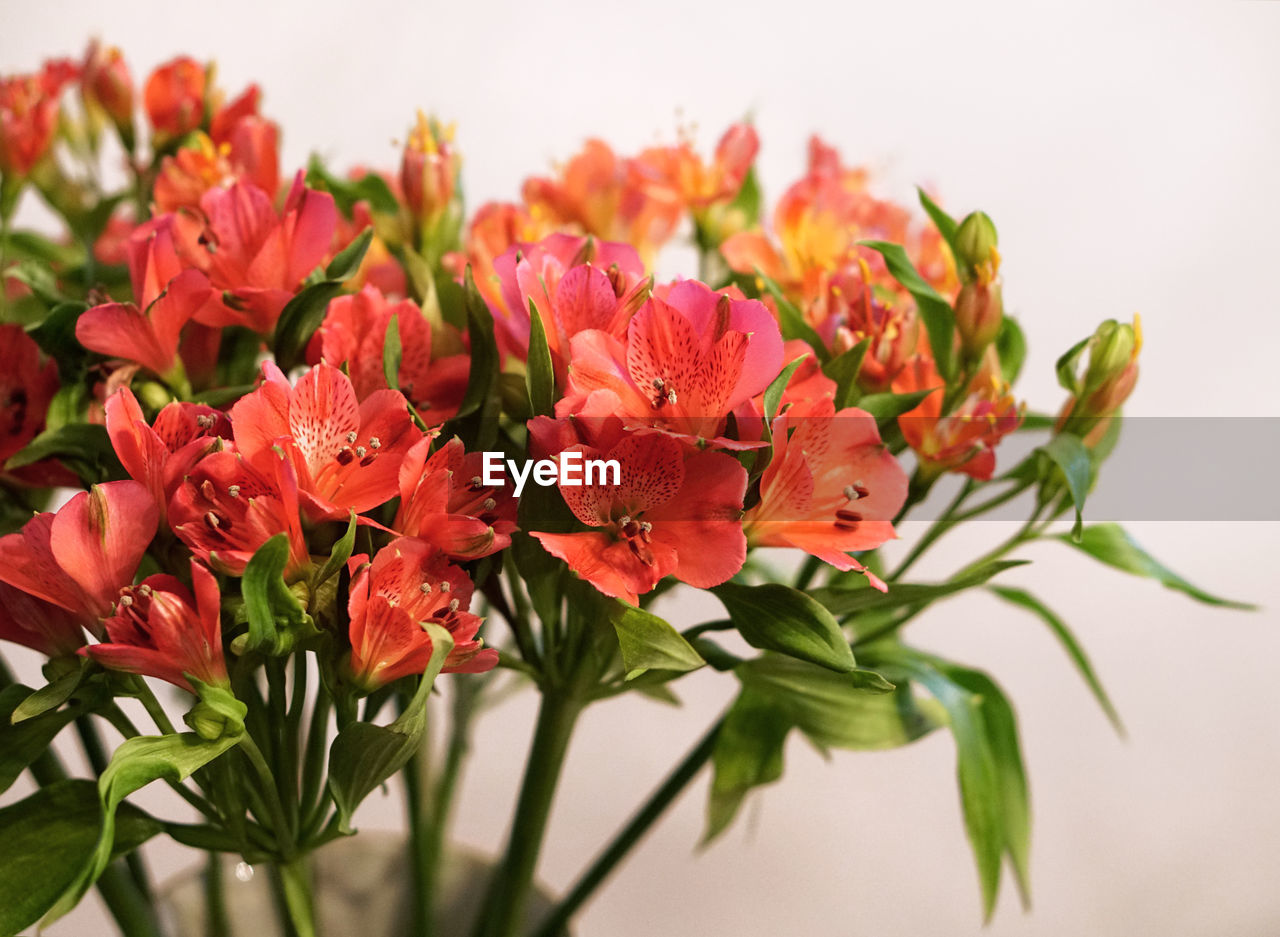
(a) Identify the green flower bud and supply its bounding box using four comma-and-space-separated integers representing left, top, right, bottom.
184, 681, 247, 741
954, 211, 999, 279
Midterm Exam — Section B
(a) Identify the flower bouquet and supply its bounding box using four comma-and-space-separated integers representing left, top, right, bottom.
0, 43, 1251, 937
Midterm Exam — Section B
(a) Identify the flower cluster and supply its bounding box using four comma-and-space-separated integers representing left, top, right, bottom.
0, 42, 1220, 937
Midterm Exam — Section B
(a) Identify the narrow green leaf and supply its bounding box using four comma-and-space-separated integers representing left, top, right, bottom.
10, 664, 84, 723
762, 354, 808, 422
1054, 336, 1091, 396
917, 187, 959, 255
989, 586, 1123, 733
855, 387, 936, 421
0, 780, 162, 936
45, 733, 238, 926
995, 315, 1027, 385
729, 165, 762, 228
325, 227, 374, 280
5, 424, 122, 480
1058, 524, 1256, 609
382, 311, 403, 390
454, 267, 500, 420
755, 269, 829, 362
6, 259, 63, 307
328, 624, 454, 831
1039, 433, 1092, 540
306, 156, 400, 216
27, 301, 89, 379
859, 240, 956, 380
526, 298, 556, 417
704, 688, 791, 842
713, 582, 856, 672
821, 339, 868, 409
0, 685, 80, 794
815, 560, 1029, 618
271, 280, 346, 371
314, 512, 358, 588
611, 604, 705, 680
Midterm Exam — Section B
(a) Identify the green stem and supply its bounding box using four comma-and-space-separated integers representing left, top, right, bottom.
76, 717, 153, 902
94, 861, 163, 937
792, 555, 822, 591
473, 690, 584, 937
204, 853, 230, 937
299, 691, 332, 840
278, 856, 317, 937
239, 735, 295, 855
532, 718, 723, 937
403, 695, 435, 937
133, 680, 177, 735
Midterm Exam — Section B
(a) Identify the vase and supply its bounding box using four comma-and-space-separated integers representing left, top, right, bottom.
157, 832, 568, 936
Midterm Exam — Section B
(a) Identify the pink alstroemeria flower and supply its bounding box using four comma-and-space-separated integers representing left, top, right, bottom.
0, 582, 88, 658
490, 233, 648, 376
0, 481, 158, 634
745, 399, 908, 590
230, 362, 420, 522
557, 280, 783, 447
347, 538, 498, 691
531, 428, 747, 605
85, 560, 229, 692
393, 436, 516, 561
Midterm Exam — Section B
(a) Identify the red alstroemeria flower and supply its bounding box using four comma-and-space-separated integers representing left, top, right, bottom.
532, 429, 747, 605
0, 481, 158, 634
105, 387, 230, 522
347, 537, 498, 691
85, 560, 229, 692
393, 436, 517, 560
0, 582, 87, 658
816, 263, 919, 393
0, 60, 76, 177
180, 174, 338, 334
77, 214, 217, 383
169, 446, 310, 579
230, 362, 420, 521
558, 280, 783, 447
896, 352, 1023, 480
490, 233, 648, 375
80, 41, 133, 138
306, 285, 470, 426
0, 324, 60, 467
745, 399, 907, 590
143, 56, 206, 139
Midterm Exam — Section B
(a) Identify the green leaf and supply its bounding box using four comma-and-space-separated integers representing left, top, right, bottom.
328, 624, 454, 832
0, 779, 162, 936
306, 156, 400, 216
10, 663, 84, 723
917, 187, 959, 255
5, 423, 123, 483
27, 301, 89, 379
995, 315, 1027, 385
735, 655, 929, 753
891, 655, 1006, 919
755, 269, 829, 362
728, 165, 762, 228
815, 560, 1029, 619
821, 339, 868, 409
454, 267, 500, 421
242, 534, 315, 655
46, 733, 238, 926
325, 227, 374, 281
1058, 524, 1256, 609
611, 604, 705, 680
713, 582, 856, 672
859, 240, 956, 380
270, 280, 347, 372
705, 688, 791, 842
1054, 336, 1091, 396
0, 685, 80, 794
314, 512, 358, 588
762, 354, 808, 422
6, 259, 63, 307
526, 298, 556, 417
854, 387, 935, 421
1039, 433, 1092, 540
989, 586, 1122, 732
382, 311, 403, 390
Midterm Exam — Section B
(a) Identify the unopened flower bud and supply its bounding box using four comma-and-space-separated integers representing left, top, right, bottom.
184, 684, 247, 741
400, 111, 459, 232
954, 280, 1003, 358
144, 56, 206, 139
954, 211, 999, 282
1083, 318, 1139, 395
82, 41, 134, 149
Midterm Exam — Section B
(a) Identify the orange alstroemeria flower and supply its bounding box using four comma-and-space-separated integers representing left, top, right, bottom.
144, 56, 206, 139
628, 122, 759, 215
0, 60, 77, 177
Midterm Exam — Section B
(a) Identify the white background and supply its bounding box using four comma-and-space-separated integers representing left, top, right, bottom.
2, 1, 1279, 935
